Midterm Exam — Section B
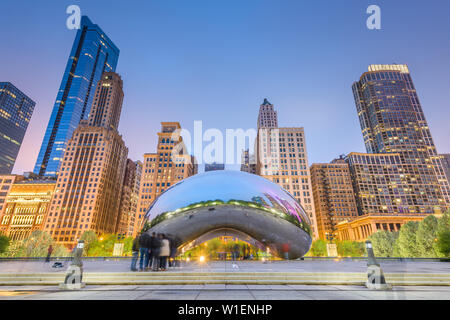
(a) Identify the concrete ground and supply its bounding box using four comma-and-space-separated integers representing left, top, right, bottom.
0, 259, 448, 274
0, 284, 449, 300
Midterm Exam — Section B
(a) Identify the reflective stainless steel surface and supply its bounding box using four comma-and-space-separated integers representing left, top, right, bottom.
143, 170, 312, 259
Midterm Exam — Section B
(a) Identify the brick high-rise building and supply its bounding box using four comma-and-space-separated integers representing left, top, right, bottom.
115, 159, 136, 236
310, 157, 358, 240
128, 160, 142, 237
43, 72, 128, 248
352, 64, 449, 214
116, 159, 143, 237
136, 122, 196, 231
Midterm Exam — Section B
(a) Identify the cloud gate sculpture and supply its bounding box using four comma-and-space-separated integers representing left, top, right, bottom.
143, 170, 312, 259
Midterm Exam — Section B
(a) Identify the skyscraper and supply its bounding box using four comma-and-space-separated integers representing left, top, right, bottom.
352, 64, 450, 214
257, 98, 278, 129
0, 82, 36, 174
136, 122, 197, 232
43, 72, 127, 248
255, 100, 317, 237
34, 16, 119, 177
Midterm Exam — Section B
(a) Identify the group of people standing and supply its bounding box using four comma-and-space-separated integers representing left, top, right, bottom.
131, 232, 176, 271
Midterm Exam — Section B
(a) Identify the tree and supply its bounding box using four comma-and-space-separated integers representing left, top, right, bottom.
369, 231, 398, 257
437, 212, 450, 235
416, 215, 439, 257
336, 240, 365, 257
80, 230, 98, 256
14, 230, 53, 257
310, 239, 327, 257
436, 212, 450, 258
395, 221, 419, 257
0, 234, 10, 254
436, 230, 450, 258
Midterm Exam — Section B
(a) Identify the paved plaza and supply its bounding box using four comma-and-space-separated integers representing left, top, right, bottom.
0, 259, 448, 300
0, 259, 448, 274
0, 284, 449, 300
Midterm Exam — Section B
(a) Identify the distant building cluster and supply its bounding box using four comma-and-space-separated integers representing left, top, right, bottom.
0, 17, 449, 248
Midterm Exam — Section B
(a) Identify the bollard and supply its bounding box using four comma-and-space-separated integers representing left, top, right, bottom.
59, 240, 86, 290
365, 240, 392, 290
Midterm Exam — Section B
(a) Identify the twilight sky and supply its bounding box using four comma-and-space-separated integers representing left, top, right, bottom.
1, 0, 450, 174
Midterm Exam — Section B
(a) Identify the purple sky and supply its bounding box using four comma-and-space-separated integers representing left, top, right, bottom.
1, 0, 449, 174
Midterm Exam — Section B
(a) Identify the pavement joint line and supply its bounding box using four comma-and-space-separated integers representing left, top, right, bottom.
2, 287, 450, 293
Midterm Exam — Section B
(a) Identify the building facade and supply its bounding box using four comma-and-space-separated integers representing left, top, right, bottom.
440, 154, 450, 185
240, 149, 256, 174
336, 214, 425, 241
0, 175, 22, 221
352, 64, 449, 214
0, 83, 36, 174
34, 16, 119, 177
257, 127, 318, 238
127, 160, 142, 237
0, 180, 55, 241
310, 157, 358, 240
43, 72, 128, 248
136, 122, 196, 232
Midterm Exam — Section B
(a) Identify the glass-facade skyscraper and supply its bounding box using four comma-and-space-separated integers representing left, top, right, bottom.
352, 64, 450, 215
34, 16, 119, 176
0, 82, 36, 174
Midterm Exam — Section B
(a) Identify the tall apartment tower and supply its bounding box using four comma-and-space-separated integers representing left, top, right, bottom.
353, 65, 450, 214
136, 122, 197, 233
43, 72, 127, 248
310, 157, 359, 240
34, 16, 119, 177
0, 83, 36, 174
440, 154, 450, 185
257, 98, 278, 129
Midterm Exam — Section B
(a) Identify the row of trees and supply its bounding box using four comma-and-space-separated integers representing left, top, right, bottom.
308, 213, 450, 258
368, 213, 450, 258
0, 230, 136, 257
308, 239, 366, 257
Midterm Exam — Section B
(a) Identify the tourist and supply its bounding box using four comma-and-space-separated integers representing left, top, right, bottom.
167, 234, 177, 267
232, 243, 240, 261
139, 231, 151, 271
148, 232, 157, 268
130, 234, 140, 272
45, 245, 53, 263
159, 234, 170, 271
151, 233, 162, 271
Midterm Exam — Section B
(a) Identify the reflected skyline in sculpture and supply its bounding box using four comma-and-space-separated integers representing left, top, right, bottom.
143, 170, 312, 259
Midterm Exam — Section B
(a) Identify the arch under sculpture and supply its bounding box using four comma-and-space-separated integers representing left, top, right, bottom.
143, 170, 312, 259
